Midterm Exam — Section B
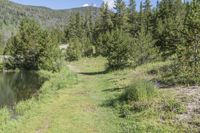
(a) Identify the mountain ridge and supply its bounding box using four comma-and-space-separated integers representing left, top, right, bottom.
0, 0, 99, 41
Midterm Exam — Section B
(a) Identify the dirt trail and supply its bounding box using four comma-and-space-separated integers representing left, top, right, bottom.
175, 86, 200, 127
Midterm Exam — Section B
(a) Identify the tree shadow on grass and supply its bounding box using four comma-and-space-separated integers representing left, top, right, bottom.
79, 68, 110, 76
102, 87, 123, 92
101, 87, 125, 107
100, 95, 129, 118
101, 96, 120, 108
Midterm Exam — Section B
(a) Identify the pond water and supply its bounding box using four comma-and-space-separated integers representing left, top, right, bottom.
0, 71, 45, 108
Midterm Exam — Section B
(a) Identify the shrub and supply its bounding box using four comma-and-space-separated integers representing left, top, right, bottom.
122, 80, 157, 102
65, 38, 82, 61
0, 108, 10, 124
0, 63, 3, 71
82, 37, 94, 57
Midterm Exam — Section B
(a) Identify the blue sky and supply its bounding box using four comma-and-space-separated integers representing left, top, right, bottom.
10, 0, 158, 10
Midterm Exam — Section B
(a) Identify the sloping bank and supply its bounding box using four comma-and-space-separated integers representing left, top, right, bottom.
0, 66, 78, 132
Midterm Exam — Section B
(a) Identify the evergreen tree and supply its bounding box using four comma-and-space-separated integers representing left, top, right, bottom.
139, 2, 144, 29
64, 12, 84, 42
0, 32, 3, 46
5, 18, 61, 71
113, 0, 128, 29
99, 2, 114, 33
129, 0, 136, 15
84, 12, 94, 41
75, 12, 84, 39
128, 0, 138, 36
94, 2, 114, 56
82, 12, 95, 56
143, 0, 151, 14
0, 32, 4, 54
143, 0, 152, 32
174, 0, 200, 84
14, 18, 42, 69
65, 38, 82, 61
38, 30, 61, 71
133, 27, 158, 65
64, 14, 76, 42
103, 29, 133, 69
154, 0, 184, 58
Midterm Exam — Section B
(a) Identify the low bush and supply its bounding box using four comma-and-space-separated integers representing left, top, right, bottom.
0, 108, 10, 124
65, 38, 82, 61
0, 63, 3, 71
122, 80, 157, 102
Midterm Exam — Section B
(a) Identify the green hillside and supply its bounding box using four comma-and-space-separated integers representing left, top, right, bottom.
0, 0, 99, 41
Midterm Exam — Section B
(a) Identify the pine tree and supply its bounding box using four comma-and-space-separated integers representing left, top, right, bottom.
84, 12, 94, 41
64, 14, 76, 41
94, 2, 114, 56
128, 0, 136, 21
154, 0, 184, 58
139, 2, 144, 29
113, 0, 128, 29
104, 29, 133, 69
38, 30, 61, 71
133, 27, 158, 66
143, 0, 152, 32
75, 12, 84, 39
5, 18, 61, 71
0, 32, 4, 54
64, 12, 84, 42
128, 0, 138, 36
143, 0, 151, 15
65, 38, 82, 61
0, 32, 3, 46
99, 2, 114, 33
16, 18, 42, 69
175, 0, 200, 84
82, 12, 95, 57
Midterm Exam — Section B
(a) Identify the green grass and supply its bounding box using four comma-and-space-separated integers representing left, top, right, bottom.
121, 80, 157, 102
0, 57, 194, 132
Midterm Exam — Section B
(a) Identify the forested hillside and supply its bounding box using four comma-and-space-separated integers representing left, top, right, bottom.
0, 0, 99, 43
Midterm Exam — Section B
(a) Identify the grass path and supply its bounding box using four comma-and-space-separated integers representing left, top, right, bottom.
3, 57, 124, 133
2, 57, 196, 132
43, 62, 121, 133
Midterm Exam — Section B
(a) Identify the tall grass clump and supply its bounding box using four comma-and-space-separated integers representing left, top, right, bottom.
0, 108, 10, 124
119, 79, 158, 117
122, 79, 157, 102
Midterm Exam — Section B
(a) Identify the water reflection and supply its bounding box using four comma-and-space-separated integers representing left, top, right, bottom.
0, 71, 45, 108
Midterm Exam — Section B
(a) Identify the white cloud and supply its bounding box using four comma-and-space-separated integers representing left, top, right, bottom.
103, 0, 114, 9
93, 4, 97, 7
82, 4, 90, 7
82, 3, 97, 7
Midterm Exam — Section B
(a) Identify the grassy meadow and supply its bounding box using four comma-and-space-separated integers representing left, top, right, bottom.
0, 57, 198, 133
